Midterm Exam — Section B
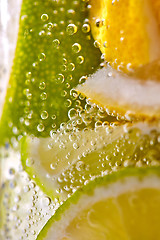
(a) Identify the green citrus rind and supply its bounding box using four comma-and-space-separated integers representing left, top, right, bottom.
0, 0, 101, 146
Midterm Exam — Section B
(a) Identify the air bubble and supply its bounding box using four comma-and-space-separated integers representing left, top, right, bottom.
10, 180, 16, 188
65, 99, 72, 107
50, 130, 56, 138
47, 22, 54, 30
65, 83, 70, 88
12, 126, 18, 134
67, 74, 73, 81
120, 37, 124, 42
95, 19, 102, 27
25, 119, 30, 126
26, 158, 34, 167
41, 14, 49, 22
14, 195, 21, 203
69, 133, 77, 142
23, 88, 29, 96
24, 185, 30, 193
52, 39, 60, 49
9, 168, 15, 175
56, 73, 65, 83
40, 92, 47, 100
67, 9, 75, 16
25, 79, 30, 85
21, 15, 28, 21
72, 43, 81, 53
61, 64, 67, 72
79, 93, 85, 100
32, 61, 39, 68
26, 93, 32, 100
39, 81, 46, 90
37, 123, 45, 132
51, 114, 56, 120
39, 30, 46, 36
94, 40, 100, 48
61, 90, 67, 97
95, 121, 102, 128
103, 41, 107, 48
68, 63, 75, 71
41, 111, 48, 119
70, 89, 78, 99
107, 72, 113, 77
43, 197, 51, 206
50, 163, 56, 170
77, 56, 84, 64
52, 123, 56, 128
38, 53, 46, 62
79, 76, 87, 84
66, 23, 77, 35
73, 142, 79, 149
68, 108, 78, 119
62, 58, 67, 64
26, 72, 32, 79
32, 230, 36, 235
12, 204, 19, 211
30, 182, 36, 188
82, 23, 90, 33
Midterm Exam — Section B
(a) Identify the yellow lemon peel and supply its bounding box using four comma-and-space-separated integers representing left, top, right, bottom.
89, 0, 160, 72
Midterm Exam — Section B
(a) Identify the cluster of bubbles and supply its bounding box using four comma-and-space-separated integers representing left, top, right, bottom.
2, 121, 160, 240
26, 122, 160, 200
0, 0, 106, 238
6, 0, 134, 144
1, 0, 160, 239
0, 145, 60, 240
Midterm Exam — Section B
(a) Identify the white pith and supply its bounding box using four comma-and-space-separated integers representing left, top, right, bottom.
76, 66, 160, 115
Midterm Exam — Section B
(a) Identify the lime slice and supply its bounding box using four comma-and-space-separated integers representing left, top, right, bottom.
76, 60, 160, 120
37, 167, 160, 240
89, 0, 160, 71
21, 121, 160, 201
0, 0, 101, 145
21, 123, 124, 200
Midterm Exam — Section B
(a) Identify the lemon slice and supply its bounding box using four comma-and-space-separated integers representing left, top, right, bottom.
89, 0, 160, 71
0, 0, 101, 145
76, 60, 160, 120
37, 167, 160, 240
21, 121, 160, 201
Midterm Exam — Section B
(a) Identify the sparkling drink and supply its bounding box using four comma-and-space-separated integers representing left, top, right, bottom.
1, 0, 160, 239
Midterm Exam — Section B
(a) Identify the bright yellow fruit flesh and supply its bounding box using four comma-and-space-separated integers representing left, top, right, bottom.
65, 188, 160, 240
37, 168, 160, 240
89, 0, 160, 71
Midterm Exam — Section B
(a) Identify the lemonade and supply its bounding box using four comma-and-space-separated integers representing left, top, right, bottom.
0, 0, 160, 239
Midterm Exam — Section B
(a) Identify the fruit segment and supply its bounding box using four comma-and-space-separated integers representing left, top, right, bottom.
21, 124, 125, 200
89, 0, 160, 71
76, 60, 160, 120
37, 167, 160, 240
21, 121, 160, 201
